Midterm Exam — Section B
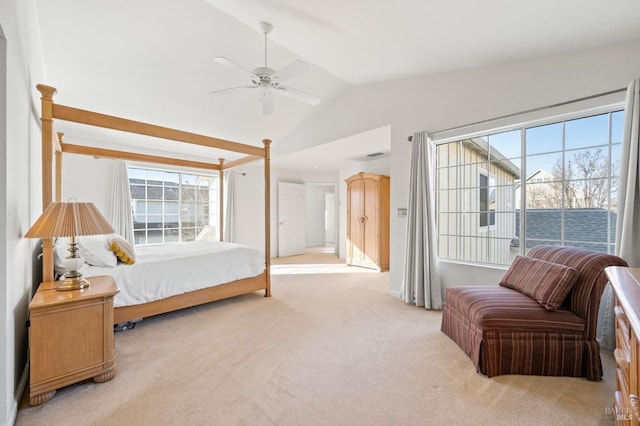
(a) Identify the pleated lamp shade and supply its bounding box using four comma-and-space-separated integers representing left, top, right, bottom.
26, 202, 115, 238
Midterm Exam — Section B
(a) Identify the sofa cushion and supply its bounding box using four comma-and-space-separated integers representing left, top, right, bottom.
499, 255, 579, 311
445, 286, 585, 333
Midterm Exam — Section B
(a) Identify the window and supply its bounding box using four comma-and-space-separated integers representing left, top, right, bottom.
128, 167, 220, 245
479, 171, 496, 228
436, 109, 622, 266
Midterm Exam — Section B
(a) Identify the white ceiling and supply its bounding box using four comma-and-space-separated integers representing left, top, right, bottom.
206, 0, 640, 85
34, 0, 640, 171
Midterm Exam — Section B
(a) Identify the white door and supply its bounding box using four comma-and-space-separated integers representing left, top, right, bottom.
278, 182, 306, 257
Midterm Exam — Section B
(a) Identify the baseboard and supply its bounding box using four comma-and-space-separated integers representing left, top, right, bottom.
10, 361, 29, 424
388, 289, 401, 298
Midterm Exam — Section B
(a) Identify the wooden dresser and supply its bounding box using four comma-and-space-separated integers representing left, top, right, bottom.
606, 266, 640, 424
345, 172, 390, 271
29, 275, 119, 405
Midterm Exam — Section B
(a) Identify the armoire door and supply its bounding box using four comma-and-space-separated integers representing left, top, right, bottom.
347, 178, 365, 266
360, 178, 379, 270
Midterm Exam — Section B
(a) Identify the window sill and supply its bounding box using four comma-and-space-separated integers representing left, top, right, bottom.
438, 258, 509, 271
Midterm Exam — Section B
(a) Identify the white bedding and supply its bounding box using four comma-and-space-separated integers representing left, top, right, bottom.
81, 241, 265, 308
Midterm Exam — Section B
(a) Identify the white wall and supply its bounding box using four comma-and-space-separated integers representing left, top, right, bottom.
0, 24, 8, 426
62, 154, 115, 217
233, 163, 266, 253
278, 40, 640, 296
0, 0, 46, 423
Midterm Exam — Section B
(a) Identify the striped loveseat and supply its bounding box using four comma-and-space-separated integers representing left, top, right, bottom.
440, 245, 627, 380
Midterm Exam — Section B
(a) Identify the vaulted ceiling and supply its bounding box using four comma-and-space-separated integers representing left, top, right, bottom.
35, 0, 640, 168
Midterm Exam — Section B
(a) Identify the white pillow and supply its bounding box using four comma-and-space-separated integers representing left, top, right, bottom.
77, 235, 117, 267
54, 235, 117, 271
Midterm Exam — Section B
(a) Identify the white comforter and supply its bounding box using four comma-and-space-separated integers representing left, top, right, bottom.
81, 241, 265, 308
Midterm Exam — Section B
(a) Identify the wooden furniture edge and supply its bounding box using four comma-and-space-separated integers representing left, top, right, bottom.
344, 172, 390, 185
52, 103, 265, 157
605, 265, 640, 423
607, 266, 640, 341
29, 356, 117, 399
264, 139, 271, 297
62, 143, 221, 171
113, 271, 268, 324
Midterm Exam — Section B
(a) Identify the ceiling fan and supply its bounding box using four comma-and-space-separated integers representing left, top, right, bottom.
210, 21, 320, 115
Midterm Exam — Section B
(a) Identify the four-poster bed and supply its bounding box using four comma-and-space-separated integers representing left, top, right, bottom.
35, 84, 272, 325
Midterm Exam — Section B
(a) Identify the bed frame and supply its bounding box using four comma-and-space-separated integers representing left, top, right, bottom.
35, 84, 271, 324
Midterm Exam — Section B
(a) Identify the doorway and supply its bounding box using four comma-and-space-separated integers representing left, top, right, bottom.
304, 183, 337, 256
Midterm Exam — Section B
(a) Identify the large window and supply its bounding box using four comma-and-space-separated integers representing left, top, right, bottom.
128, 167, 220, 245
436, 109, 623, 266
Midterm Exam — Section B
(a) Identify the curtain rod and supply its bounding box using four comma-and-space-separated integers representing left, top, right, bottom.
408, 86, 627, 141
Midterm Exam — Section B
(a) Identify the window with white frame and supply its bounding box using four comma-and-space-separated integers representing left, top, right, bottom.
479, 170, 496, 229
436, 109, 623, 266
128, 167, 220, 245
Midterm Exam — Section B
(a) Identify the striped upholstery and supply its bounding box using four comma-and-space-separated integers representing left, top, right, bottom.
499, 255, 579, 311
440, 245, 627, 380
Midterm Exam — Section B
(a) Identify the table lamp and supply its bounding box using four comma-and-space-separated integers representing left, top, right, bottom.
26, 201, 115, 290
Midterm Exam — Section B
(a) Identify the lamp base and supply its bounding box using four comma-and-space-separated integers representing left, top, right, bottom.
56, 276, 91, 291
59, 252, 89, 291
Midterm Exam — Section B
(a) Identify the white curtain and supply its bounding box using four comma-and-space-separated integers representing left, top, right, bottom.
597, 78, 640, 351
224, 171, 237, 243
110, 160, 135, 247
401, 131, 442, 309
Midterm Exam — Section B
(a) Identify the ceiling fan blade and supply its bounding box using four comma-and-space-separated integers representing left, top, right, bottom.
209, 85, 256, 95
261, 90, 275, 115
272, 60, 309, 83
275, 86, 320, 106
214, 57, 256, 77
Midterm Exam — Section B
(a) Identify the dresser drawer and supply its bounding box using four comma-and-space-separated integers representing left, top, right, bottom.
615, 348, 630, 389
616, 305, 631, 357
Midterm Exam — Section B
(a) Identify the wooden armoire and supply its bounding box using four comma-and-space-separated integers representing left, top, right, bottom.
345, 172, 390, 271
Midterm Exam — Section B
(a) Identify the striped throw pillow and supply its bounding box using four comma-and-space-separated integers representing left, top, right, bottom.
499, 255, 579, 311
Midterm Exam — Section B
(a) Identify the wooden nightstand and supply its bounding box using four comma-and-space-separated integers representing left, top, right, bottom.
28, 275, 119, 406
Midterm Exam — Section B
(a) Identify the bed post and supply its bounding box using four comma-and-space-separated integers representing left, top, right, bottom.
263, 139, 271, 297
218, 158, 224, 242
36, 84, 57, 283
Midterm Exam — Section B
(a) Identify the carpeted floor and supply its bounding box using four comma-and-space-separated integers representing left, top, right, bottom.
16, 261, 616, 425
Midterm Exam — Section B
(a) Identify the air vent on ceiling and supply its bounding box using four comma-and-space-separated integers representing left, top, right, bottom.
366, 152, 384, 158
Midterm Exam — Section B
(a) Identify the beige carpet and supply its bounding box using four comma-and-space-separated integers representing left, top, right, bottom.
16, 266, 616, 425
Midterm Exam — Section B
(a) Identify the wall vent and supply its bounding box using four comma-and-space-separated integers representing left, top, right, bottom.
366, 152, 384, 158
